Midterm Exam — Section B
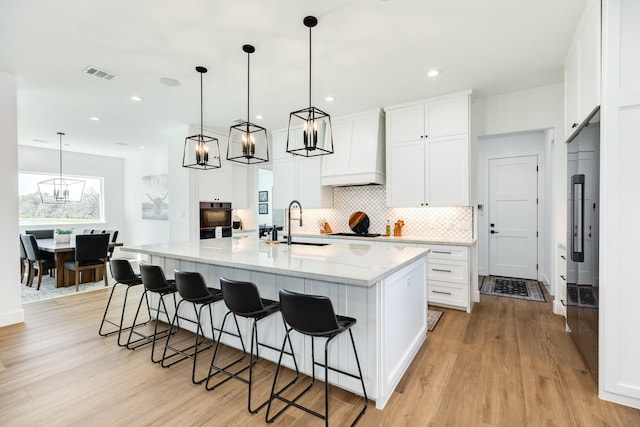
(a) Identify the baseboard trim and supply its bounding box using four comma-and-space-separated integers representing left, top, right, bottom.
0, 308, 25, 327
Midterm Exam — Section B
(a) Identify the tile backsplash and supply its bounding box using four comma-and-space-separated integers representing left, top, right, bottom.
287, 185, 473, 240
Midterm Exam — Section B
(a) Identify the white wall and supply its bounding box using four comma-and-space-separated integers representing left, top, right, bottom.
0, 70, 23, 327
472, 84, 565, 302
122, 149, 170, 246
257, 168, 273, 226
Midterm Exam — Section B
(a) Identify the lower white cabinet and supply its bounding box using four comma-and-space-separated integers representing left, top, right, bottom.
418, 244, 471, 312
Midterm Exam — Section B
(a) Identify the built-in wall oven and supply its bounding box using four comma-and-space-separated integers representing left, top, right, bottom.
200, 202, 232, 239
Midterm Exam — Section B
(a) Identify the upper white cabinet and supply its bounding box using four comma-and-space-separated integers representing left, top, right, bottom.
385, 91, 471, 207
564, 0, 601, 135
195, 130, 249, 208
271, 129, 333, 209
321, 109, 385, 186
197, 157, 248, 208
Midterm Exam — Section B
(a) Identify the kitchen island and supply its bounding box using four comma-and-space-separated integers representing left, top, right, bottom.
122, 236, 429, 409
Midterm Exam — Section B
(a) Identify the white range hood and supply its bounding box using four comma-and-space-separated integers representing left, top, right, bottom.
321, 109, 385, 186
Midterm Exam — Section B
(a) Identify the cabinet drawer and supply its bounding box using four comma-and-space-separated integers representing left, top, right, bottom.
424, 244, 468, 261
428, 280, 468, 309
427, 260, 467, 284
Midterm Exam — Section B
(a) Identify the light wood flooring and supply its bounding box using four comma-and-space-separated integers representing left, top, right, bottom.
2, 286, 640, 426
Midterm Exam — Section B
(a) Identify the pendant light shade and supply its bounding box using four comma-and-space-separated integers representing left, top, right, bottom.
286, 16, 334, 158
38, 132, 85, 204
183, 66, 221, 170
227, 45, 269, 165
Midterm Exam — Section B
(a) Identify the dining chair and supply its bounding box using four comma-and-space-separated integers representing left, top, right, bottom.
25, 229, 54, 239
19, 235, 27, 283
63, 233, 110, 291
20, 234, 56, 290
101, 230, 119, 259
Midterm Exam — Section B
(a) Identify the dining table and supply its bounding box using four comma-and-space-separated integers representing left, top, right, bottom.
37, 238, 123, 288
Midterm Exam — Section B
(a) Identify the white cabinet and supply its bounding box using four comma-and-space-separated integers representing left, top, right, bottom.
417, 244, 471, 312
197, 148, 249, 208
321, 109, 385, 186
385, 92, 470, 207
272, 129, 333, 209
564, 0, 601, 135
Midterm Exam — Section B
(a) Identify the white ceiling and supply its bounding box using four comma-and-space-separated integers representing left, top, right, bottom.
0, 0, 585, 158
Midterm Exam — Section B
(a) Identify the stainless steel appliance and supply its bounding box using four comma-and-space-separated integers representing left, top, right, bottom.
566, 106, 600, 379
199, 202, 232, 239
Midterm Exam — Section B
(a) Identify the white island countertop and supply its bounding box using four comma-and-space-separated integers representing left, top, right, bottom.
122, 237, 429, 287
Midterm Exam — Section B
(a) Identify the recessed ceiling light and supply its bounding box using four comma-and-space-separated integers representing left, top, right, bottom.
130, 96, 143, 101
325, 96, 334, 102
115, 142, 128, 146
256, 114, 264, 120
427, 69, 441, 78
139, 146, 145, 150
89, 116, 100, 121
159, 77, 181, 87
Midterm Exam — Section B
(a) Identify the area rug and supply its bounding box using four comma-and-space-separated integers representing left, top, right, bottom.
20, 274, 113, 304
427, 309, 443, 332
480, 276, 545, 302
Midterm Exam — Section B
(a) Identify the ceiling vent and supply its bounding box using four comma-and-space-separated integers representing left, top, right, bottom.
83, 66, 117, 80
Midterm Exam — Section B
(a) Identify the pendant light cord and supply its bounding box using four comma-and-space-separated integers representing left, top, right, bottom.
308, 24, 312, 109
247, 50, 250, 123
200, 71, 204, 136
58, 132, 64, 180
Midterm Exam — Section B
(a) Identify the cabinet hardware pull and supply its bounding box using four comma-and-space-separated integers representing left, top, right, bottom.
432, 290, 452, 295
432, 268, 452, 273
560, 299, 566, 306
560, 255, 566, 260
432, 250, 452, 254
560, 275, 566, 280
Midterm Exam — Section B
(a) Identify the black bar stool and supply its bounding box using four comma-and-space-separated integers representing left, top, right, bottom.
99, 259, 150, 346
205, 278, 299, 414
266, 289, 368, 426
126, 264, 179, 363
161, 270, 229, 384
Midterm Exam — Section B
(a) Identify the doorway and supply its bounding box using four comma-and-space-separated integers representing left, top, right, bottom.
477, 130, 551, 287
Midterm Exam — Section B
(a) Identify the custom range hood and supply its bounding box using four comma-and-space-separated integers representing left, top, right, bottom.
320, 109, 385, 186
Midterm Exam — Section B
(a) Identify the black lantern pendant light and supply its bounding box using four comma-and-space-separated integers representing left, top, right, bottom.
286, 16, 334, 157
182, 66, 221, 170
37, 132, 85, 204
227, 44, 269, 164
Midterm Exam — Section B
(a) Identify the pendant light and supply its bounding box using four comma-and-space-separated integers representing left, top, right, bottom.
37, 132, 85, 204
286, 16, 334, 157
182, 66, 221, 170
227, 44, 269, 165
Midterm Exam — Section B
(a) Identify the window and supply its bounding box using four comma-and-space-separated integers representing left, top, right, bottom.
18, 172, 104, 225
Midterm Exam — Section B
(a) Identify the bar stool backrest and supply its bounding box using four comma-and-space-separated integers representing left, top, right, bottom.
220, 278, 264, 315
110, 259, 140, 284
279, 289, 341, 336
140, 264, 171, 292
174, 270, 211, 301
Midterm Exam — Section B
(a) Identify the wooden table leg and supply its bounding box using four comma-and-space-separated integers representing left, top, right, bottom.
55, 252, 74, 288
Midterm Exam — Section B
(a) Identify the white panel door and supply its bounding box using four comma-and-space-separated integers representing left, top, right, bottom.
489, 155, 538, 279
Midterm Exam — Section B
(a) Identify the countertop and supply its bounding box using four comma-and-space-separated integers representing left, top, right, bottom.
122, 237, 429, 287
287, 232, 476, 246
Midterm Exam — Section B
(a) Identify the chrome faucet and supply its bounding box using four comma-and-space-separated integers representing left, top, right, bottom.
287, 200, 302, 245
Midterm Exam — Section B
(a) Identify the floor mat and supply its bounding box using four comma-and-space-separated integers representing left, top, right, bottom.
480, 276, 545, 302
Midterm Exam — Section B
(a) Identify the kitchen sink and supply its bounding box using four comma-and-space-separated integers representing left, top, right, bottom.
282, 241, 330, 247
